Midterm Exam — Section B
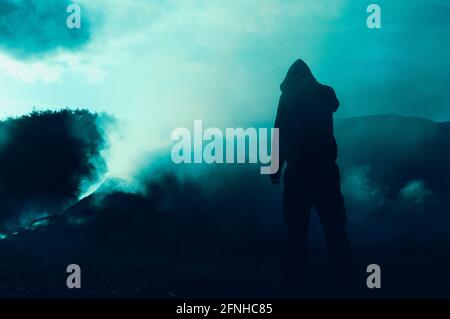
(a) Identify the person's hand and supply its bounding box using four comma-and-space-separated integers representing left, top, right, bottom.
270, 170, 282, 184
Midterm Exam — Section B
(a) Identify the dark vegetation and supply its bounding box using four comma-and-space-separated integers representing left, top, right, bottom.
0, 109, 111, 229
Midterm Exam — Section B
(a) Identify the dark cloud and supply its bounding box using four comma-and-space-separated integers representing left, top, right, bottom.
0, 0, 92, 59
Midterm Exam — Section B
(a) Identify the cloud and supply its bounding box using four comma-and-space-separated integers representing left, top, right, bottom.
0, 53, 64, 83
0, 0, 92, 59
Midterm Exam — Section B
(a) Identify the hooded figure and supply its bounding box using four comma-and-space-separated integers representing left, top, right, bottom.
276, 59, 340, 168
271, 59, 351, 294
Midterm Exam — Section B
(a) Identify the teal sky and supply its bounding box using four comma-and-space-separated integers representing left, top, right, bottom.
0, 0, 449, 179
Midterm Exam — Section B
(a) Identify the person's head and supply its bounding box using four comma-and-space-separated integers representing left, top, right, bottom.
280, 59, 318, 93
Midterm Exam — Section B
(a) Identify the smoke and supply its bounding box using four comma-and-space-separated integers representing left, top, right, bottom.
3, 0, 450, 181
399, 179, 432, 204
0, 1, 449, 250
342, 165, 382, 204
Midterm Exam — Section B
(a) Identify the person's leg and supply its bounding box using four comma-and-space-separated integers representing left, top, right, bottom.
282, 177, 313, 292
314, 163, 352, 289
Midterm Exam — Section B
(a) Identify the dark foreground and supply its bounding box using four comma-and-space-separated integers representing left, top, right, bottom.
1, 226, 449, 299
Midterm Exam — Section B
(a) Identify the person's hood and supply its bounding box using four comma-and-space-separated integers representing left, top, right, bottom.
280, 59, 318, 93
280, 60, 340, 113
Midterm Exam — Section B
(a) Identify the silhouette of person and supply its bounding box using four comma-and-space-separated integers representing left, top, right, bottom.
271, 59, 351, 292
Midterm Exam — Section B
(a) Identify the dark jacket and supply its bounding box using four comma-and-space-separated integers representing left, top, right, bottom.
275, 72, 340, 170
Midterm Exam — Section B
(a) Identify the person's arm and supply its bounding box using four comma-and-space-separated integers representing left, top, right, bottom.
270, 95, 286, 184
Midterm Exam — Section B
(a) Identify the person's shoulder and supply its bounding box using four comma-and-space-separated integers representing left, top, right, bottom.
316, 84, 339, 112
317, 84, 337, 97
